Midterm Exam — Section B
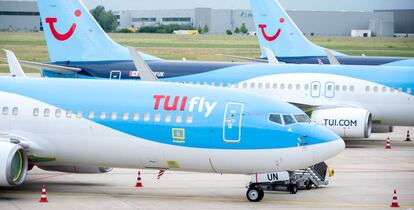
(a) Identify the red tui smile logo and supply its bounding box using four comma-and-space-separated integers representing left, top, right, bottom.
45, 9, 81, 41
258, 18, 284, 42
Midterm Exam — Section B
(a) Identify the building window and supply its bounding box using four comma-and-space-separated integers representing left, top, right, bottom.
55, 109, 62, 118
33, 108, 39, 117
44, 108, 50, 117
162, 17, 191, 22
132, 17, 157, 22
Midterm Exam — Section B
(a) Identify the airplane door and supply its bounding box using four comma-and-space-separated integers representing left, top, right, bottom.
223, 103, 244, 143
325, 82, 335, 98
310, 81, 321, 98
110, 70, 122, 80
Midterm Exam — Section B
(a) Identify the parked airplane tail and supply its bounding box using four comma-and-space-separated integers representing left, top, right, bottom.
37, 0, 160, 62
249, 0, 344, 58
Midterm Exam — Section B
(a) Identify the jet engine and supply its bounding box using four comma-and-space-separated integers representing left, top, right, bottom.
311, 107, 372, 138
38, 165, 113, 174
0, 141, 29, 186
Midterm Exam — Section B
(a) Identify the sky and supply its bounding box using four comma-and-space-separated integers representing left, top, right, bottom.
78, 0, 414, 11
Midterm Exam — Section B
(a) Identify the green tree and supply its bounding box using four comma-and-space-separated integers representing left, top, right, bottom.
234, 27, 240, 34
90, 5, 117, 32
203, 24, 209, 34
240, 23, 248, 34
225, 29, 233, 35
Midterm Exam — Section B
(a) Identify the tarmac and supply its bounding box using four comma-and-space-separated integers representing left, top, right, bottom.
0, 127, 413, 210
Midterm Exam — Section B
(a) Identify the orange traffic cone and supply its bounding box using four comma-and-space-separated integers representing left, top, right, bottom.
39, 184, 48, 203
135, 171, 143, 188
390, 189, 400, 208
406, 130, 411, 142
385, 137, 392, 149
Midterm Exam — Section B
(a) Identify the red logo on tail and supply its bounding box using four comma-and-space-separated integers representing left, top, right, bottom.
45, 9, 81, 41
258, 18, 284, 42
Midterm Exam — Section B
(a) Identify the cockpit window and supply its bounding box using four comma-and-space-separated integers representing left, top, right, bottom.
293, 114, 311, 123
269, 114, 282, 125
282, 115, 296, 125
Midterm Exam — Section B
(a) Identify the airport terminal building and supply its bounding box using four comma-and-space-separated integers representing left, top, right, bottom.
1, 0, 413, 36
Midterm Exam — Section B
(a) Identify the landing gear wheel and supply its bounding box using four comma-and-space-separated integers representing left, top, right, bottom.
289, 184, 298, 194
246, 186, 264, 202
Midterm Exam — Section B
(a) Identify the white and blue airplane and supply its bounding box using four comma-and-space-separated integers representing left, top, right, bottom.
248, 0, 414, 66
0, 55, 344, 202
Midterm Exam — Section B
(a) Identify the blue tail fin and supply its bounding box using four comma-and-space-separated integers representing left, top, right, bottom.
37, 0, 160, 62
249, 0, 343, 58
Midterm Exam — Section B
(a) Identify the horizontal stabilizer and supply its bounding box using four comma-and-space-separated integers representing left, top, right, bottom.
0, 57, 82, 74
263, 47, 279, 64
127, 46, 159, 81
216, 54, 267, 63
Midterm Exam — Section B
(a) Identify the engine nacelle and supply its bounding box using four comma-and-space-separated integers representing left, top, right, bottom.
0, 142, 28, 186
38, 165, 112, 174
311, 107, 372, 138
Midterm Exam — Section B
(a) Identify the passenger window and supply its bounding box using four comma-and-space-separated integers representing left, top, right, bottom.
2, 107, 8, 115
154, 113, 161, 122
398, 88, 402, 92
269, 114, 282, 125
210, 82, 215, 86
234, 83, 239, 88
382, 87, 387, 92
243, 83, 248, 89
265, 83, 270, 89
186, 115, 193, 124
32, 108, 39, 117
165, 114, 172, 123
250, 83, 255, 89
133, 113, 139, 121
219, 82, 224, 87
258, 83, 263, 89
111, 112, 118, 120
327, 84, 333, 91
288, 84, 293, 90
280, 84, 285, 89
282, 115, 296, 125
391, 88, 395, 93
76, 111, 83, 118
66, 110, 72, 118
365, 86, 370, 92
293, 114, 311, 123
374, 86, 378, 92
313, 84, 318, 90
44, 108, 50, 117
100, 112, 106, 120
408, 88, 412, 94
335, 85, 340, 91
304, 84, 309, 90
55, 109, 62, 118
342, 85, 347, 91
144, 113, 150, 122
88, 111, 95, 119
122, 112, 129, 121
12, 107, 18, 116
350, 85, 355, 92
296, 84, 301, 90
273, 83, 277, 89
176, 115, 182, 123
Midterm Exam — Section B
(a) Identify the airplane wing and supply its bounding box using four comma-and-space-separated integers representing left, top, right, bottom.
263, 47, 279, 64
127, 46, 159, 81
2, 49, 26, 77
0, 57, 82, 75
325, 49, 341, 65
216, 54, 268, 63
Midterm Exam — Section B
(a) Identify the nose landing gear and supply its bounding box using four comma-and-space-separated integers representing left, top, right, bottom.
246, 184, 264, 202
